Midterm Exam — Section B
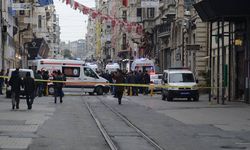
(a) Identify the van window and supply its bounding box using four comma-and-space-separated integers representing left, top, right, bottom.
169, 73, 194, 83
84, 68, 98, 78
62, 67, 80, 77
18, 71, 31, 79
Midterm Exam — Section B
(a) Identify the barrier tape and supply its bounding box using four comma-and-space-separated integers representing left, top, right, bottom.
0, 75, 216, 89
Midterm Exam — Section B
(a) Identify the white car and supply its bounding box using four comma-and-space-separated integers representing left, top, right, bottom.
161, 68, 199, 101
6, 69, 34, 98
150, 74, 163, 92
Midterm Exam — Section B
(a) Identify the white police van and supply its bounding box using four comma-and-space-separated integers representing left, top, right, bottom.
161, 68, 199, 101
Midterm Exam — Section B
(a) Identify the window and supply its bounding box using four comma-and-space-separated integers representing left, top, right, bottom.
84, 67, 98, 78
38, 15, 42, 28
122, 34, 127, 49
169, 73, 195, 83
122, 10, 127, 21
147, 8, 155, 18
137, 8, 142, 17
62, 67, 80, 77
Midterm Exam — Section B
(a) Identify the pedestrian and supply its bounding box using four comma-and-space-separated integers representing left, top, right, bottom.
53, 70, 64, 103
143, 70, 151, 95
0, 69, 5, 95
35, 70, 43, 97
9, 68, 23, 110
114, 69, 125, 105
23, 72, 35, 110
42, 70, 49, 96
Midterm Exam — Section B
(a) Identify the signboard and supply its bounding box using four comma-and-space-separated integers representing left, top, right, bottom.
141, 0, 159, 8
12, 3, 31, 10
186, 44, 200, 51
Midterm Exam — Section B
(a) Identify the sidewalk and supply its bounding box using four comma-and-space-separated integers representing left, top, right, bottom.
0, 95, 55, 149
125, 94, 250, 131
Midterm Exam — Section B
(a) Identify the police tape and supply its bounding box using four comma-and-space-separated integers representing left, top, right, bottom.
0, 75, 218, 89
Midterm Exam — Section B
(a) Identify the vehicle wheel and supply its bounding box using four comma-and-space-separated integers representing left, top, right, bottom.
167, 97, 173, 101
161, 94, 166, 101
89, 92, 94, 95
48, 86, 54, 95
95, 86, 103, 95
193, 97, 199, 101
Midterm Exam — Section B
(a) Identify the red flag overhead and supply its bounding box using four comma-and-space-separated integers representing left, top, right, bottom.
82, 6, 90, 14
66, 0, 70, 5
74, 2, 79, 10
122, 0, 128, 7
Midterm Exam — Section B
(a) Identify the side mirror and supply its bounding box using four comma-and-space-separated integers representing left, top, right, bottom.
196, 79, 199, 83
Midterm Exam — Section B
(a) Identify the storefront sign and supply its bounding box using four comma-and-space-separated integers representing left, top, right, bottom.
12, 3, 31, 10
141, 0, 159, 8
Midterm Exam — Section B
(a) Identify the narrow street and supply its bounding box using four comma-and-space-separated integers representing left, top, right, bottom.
0, 91, 249, 150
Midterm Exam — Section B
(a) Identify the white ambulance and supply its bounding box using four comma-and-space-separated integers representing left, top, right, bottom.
30, 59, 109, 95
105, 63, 120, 73
131, 58, 155, 74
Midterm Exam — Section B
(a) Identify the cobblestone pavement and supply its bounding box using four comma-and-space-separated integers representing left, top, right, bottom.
0, 95, 55, 149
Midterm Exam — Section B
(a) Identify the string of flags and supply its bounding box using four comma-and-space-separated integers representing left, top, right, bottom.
59, 0, 143, 35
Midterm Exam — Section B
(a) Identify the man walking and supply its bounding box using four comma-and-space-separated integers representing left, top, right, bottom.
23, 72, 35, 110
0, 69, 4, 95
9, 69, 22, 110
114, 69, 125, 105
53, 70, 64, 103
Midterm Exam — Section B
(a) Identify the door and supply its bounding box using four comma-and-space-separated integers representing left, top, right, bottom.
235, 51, 245, 99
82, 67, 99, 93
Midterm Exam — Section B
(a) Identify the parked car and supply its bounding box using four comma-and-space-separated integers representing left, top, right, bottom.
161, 68, 199, 101
6, 69, 35, 98
150, 74, 163, 92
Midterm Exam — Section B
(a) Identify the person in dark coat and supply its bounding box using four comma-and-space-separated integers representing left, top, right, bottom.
53, 70, 64, 103
9, 69, 23, 110
42, 71, 49, 96
114, 69, 125, 105
143, 71, 151, 95
23, 72, 35, 109
0, 69, 4, 95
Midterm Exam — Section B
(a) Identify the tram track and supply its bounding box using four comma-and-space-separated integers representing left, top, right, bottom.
82, 95, 165, 150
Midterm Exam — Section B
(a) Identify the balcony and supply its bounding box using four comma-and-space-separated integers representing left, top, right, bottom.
158, 22, 171, 38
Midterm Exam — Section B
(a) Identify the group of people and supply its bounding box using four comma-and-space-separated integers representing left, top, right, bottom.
8, 68, 35, 110
100, 69, 151, 105
6, 68, 66, 110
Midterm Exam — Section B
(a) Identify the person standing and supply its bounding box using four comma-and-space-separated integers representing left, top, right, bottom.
9, 69, 22, 110
114, 69, 125, 105
35, 70, 43, 97
0, 69, 5, 95
143, 70, 151, 95
53, 70, 64, 103
23, 72, 35, 109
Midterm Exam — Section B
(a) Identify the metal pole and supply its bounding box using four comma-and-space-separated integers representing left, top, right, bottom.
216, 21, 220, 104
246, 17, 250, 103
209, 22, 212, 102
221, 19, 225, 105
228, 21, 232, 102
182, 28, 185, 66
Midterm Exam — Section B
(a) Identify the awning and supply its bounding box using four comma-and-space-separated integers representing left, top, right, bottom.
193, 0, 250, 22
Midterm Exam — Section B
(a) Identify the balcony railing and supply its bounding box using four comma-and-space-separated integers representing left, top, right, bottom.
158, 22, 171, 38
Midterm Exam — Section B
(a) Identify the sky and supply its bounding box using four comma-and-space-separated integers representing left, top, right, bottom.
54, 0, 95, 42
